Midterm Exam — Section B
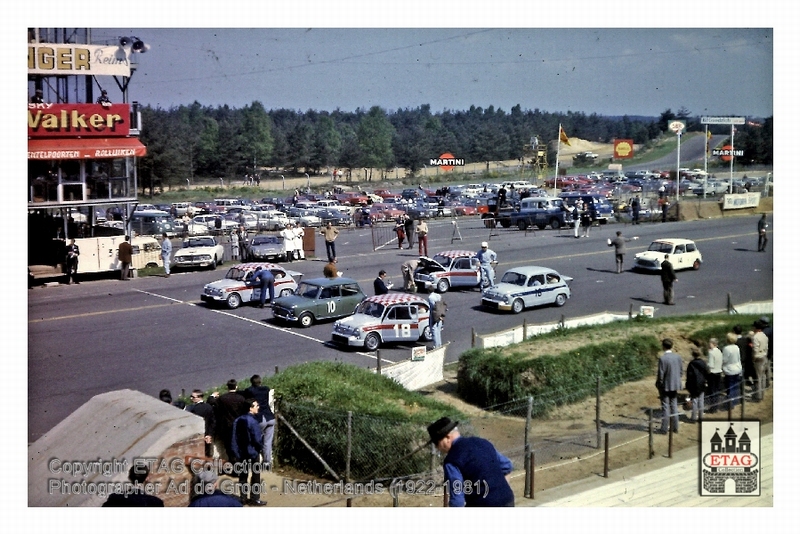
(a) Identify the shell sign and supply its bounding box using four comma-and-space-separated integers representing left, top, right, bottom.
613, 139, 634, 159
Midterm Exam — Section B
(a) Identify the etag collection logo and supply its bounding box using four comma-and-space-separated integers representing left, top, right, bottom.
700, 421, 760, 496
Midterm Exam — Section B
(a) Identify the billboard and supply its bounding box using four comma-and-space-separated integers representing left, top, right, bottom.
28, 43, 132, 77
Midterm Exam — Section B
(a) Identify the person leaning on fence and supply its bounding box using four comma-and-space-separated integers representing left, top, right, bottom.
656, 338, 683, 434
427, 417, 514, 507
721, 332, 743, 411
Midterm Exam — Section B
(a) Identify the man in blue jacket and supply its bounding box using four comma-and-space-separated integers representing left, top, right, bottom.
427, 417, 514, 507
231, 398, 266, 505
248, 266, 275, 308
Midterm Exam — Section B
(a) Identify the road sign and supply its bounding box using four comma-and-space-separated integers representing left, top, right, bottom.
700, 116, 745, 125
668, 120, 686, 134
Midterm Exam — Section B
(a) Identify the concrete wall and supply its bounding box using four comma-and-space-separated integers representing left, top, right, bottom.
379, 345, 446, 390
29, 389, 204, 507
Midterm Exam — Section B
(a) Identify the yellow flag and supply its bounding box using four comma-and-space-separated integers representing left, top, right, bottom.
559, 126, 571, 146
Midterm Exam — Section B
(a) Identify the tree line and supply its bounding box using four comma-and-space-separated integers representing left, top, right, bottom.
137, 102, 772, 187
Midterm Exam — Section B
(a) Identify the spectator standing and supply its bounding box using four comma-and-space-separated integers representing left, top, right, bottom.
428, 292, 446, 349
373, 270, 392, 295
572, 199, 584, 238
281, 223, 295, 263
230, 230, 240, 262
160, 233, 172, 277
186, 389, 217, 458
476, 242, 497, 287
607, 231, 638, 273
706, 338, 723, 413
721, 332, 743, 410
686, 348, 709, 422
31, 88, 44, 103
631, 196, 641, 224
751, 319, 769, 402
427, 417, 514, 507
320, 221, 339, 262
656, 338, 683, 434
401, 259, 420, 292
209, 379, 248, 461
243, 375, 276, 470
118, 236, 133, 280
580, 208, 593, 237
404, 214, 415, 250
293, 223, 305, 260
394, 217, 406, 249
660, 197, 670, 222
416, 219, 429, 257
760, 316, 773, 388
230, 398, 266, 505
660, 254, 677, 305
65, 238, 80, 284
734, 325, 755, 391
757, 214, 769, 252
248, 266, 275, 308
96, 89, 112, 105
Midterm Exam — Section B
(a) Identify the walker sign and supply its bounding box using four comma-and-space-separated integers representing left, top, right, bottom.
700, 421, 761, 496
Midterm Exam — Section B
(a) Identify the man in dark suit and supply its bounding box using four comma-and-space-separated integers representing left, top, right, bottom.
660, 254, 677, 305
186, 389, 216, 457
373, 270, 392, 295
118, 236, 133, 280
209, 379, 248, 461
65, 238, 80, 284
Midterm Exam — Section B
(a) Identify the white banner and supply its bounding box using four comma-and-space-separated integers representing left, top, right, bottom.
28, 43, 131, 76
722, 192, 761, 210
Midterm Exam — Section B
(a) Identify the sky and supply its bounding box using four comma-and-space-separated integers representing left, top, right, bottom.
83, 27, 773, 118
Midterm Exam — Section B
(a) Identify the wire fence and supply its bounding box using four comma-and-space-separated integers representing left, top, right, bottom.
271, 364, 765, 506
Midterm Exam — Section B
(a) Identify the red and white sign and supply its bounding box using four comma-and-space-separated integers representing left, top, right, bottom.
28, 103, 131, 138
28, 137, 147, 160
429, 152, 465, 172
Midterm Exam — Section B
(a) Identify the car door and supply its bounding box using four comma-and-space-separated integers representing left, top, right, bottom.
318, 284, 342, 319
524, 273, 546, 307
339, 283, 364, 316
672, 244, 687, 269
449, 257, 476, 287
384, 304, 418, 343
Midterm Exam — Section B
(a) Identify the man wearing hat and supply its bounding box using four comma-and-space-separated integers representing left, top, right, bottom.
751, 319, 769, 402
426, 417, 514, 507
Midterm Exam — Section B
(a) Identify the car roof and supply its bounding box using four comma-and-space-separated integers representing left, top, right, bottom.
503, 265, 559, 276
362, 293, 430, 305
301, 277, 360, 287
432, 250, 476, 259
231, 262, 284, 271
651, 238, 696, 245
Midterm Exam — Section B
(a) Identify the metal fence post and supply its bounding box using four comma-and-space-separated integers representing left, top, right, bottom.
603, 433, 610, 478
346, 410, 352, 507
524, 396, 533, 499
648, 408, 654, 459
376, 349, 381, 374
596, 376, 602, 449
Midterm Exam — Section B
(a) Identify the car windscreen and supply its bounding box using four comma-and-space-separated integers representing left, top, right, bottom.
648, 242, 673, 253
225, 267, 248, 281
297, 283, 321, 299
431, 255, 452, 268
356, 301, 386, 318
253, 236, 279, 245
500, 272, 526, 286
184, 238, 214, 248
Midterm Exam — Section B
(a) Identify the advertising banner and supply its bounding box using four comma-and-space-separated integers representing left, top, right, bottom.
722, 192, 761, 210
613, 139, 634, 159
28, 43, 131, 76
28, 103, 131, 138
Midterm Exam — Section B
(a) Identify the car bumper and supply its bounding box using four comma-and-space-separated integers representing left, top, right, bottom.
633, 259, 661, 271
331, 332, 364, 347
176, 259, 214, 268
272, 308, 299, 322
480, 298, 512, 311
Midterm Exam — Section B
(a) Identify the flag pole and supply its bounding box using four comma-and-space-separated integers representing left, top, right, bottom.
554, 124, 562, 196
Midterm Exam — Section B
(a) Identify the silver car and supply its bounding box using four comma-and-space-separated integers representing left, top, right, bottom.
481, 266, 573, 313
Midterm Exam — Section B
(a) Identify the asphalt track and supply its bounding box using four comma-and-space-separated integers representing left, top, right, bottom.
27, 212, 772, 442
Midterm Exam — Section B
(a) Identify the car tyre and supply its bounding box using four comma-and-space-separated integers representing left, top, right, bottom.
364, 332, 381, 351
517, 220, 528, 231
511, 298, 525, 314
550, 218, 561, 230
500, 219, 511, 229
436, 278, 450, 293
279, 288, 293, 297
299, 312, 314, 328
211, 256, 218, 270
226, 293, 242, 309
554, 293, 567, 307
421, 325, 433, 342
692, 259, 701, 270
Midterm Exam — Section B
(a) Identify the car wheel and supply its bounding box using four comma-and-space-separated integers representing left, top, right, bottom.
511, 298, 525, 314
226, 293, 242, 309
692, 259, 701, 270
500, 219, 511, 228
536, 223, 547, 230
554, 293, 567, 307
436, 278, 450, 293
146, 262, 158, 268
279, 288, 293, 297
364, 332, 381, 351
211, 256, 218, 270
517, 220, 528, 231
421, 325, 433, 342
550, 218, 561, 230
299, 312, 314, 328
